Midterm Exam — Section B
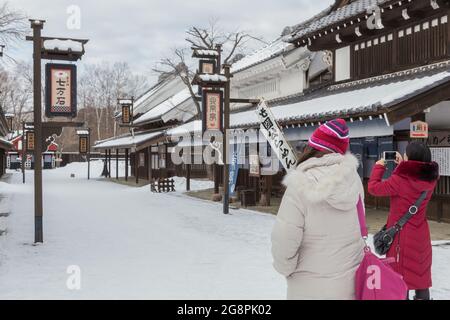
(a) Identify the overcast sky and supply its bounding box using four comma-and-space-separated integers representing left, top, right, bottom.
7, 0, 333, 84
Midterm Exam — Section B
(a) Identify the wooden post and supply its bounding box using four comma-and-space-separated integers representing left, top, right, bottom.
116, 149, 119, 180
108, 149, 112, 178
135, 151, 139, 185
214, 164, 219, 194
31, 20, 44, 244
22, 122, 26, 184
223, 64, 231, 215
186, 164, 191, 192
87, 128, 91, 180
125, 148, 129, 181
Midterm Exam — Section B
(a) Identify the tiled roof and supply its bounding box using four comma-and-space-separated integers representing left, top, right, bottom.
133, 87, 196, 125
229, 61, 450, 128
286, 0, 392, 43
94, 131, 164, 150
231, 38, 292, 74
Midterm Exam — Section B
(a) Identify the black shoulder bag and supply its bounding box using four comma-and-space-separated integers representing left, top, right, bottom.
373, 191, 428, 256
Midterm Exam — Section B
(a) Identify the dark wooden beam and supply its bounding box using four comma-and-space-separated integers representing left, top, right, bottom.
386, 80, 450, 124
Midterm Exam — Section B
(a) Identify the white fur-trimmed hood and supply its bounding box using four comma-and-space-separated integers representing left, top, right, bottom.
283, 153, 362, 211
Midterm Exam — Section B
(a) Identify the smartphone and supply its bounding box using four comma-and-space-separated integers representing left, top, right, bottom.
383, 151, 397, 162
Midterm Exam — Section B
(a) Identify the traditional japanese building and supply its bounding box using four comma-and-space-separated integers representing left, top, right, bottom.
94, 73, 201, 183
274, 0, 450, 221
0, 110, 13, 177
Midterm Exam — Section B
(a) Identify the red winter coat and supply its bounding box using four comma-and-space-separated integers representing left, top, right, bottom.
368, 160, 439, 290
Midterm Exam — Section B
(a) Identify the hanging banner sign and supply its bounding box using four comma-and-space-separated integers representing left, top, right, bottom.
249, 154, 261, 177
26, 131, 35, 152
79, 136, 88, 154
229, 136, 244, 196
256, 99, 298, 171
410, 121, 429, 139
45, 63, 77, 118
202, 90, 223, 134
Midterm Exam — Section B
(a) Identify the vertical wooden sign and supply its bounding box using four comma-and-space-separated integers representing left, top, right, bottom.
45, 64, 77, 118
202, 90, 223, 134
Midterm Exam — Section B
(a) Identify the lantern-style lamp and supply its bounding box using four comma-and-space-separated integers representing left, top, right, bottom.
76, 129, 90, 154
118, 98, 134, 125
5, 113, 14, 132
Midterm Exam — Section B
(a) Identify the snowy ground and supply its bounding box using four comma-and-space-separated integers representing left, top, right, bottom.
0, 162, 449, 300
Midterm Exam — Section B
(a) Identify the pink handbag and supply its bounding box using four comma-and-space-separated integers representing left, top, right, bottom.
355, 196, 408, 300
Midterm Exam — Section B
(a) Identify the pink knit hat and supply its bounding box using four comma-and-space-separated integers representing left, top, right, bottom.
308, 119, 350, 155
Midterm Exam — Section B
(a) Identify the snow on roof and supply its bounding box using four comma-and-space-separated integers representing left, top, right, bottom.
166, 120, 203, 136
0, 136, 13, 150
43, 39, 83, 53
94, 131, 164, 150
286, 0, 390, 43
231, 38, 292, 74
195, 49, 219, 57
230, 68, 450, 128
118, 99, 133, 105
134, 87, 195, 125
198, 74, 228, 83
76, 130, 90, 136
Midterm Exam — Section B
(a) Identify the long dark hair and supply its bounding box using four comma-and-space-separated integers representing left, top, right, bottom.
406, 142, 432, 163
297, 145, 330, 165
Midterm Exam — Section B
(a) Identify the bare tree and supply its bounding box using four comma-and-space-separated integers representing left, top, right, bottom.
0, 61, 33, 130
0, 2, 27, 63
153, 20, 266, 120
77, 61, 148, 142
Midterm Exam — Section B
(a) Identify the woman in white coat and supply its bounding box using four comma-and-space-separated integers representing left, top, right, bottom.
271, 119, 365, 300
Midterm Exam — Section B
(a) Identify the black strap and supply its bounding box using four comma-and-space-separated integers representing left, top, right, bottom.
395, 191, 428, 229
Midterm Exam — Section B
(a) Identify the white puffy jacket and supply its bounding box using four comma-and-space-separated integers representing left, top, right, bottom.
271, 153, 365, 300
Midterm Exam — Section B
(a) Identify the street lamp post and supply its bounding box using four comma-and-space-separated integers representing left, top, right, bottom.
27, 19, 88, 244
222, 64, 231, 215
31, 19, 45, 243
76, 128, 91, 180
0, 44, 5, 57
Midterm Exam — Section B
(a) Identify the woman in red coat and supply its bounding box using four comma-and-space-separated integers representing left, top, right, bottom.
368, 142, 439, 300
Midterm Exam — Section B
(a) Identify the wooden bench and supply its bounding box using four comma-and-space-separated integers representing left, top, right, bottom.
151, 178, 176, 193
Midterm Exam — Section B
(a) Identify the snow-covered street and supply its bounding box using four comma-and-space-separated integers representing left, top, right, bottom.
0, 162, 449, 300
0, 162, 284, 300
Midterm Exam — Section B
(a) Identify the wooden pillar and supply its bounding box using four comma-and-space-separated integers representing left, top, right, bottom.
116, 149, 119, 180
125, 149, 129, 181
108, 149, 112, 178
135, 151, 139, 185
186, 164, 191, 192
260, 175, 272, 207
214, 164, 219, 194
149, 147, 153, 182
104, 150, 108, 178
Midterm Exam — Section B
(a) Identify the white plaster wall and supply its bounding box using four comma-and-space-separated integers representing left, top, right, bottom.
335, 46, 351, 82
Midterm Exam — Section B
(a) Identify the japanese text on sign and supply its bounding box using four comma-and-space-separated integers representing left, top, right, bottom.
26, 131, 35, 152
256, 100, 298, 171
79, 136, 88, 154
431, 148, 450, 177
204, 91, 222, 131
46, 64, 77, 118
122, 105, 131, 124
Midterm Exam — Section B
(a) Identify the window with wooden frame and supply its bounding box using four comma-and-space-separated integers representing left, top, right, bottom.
351, 13, 449, 80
